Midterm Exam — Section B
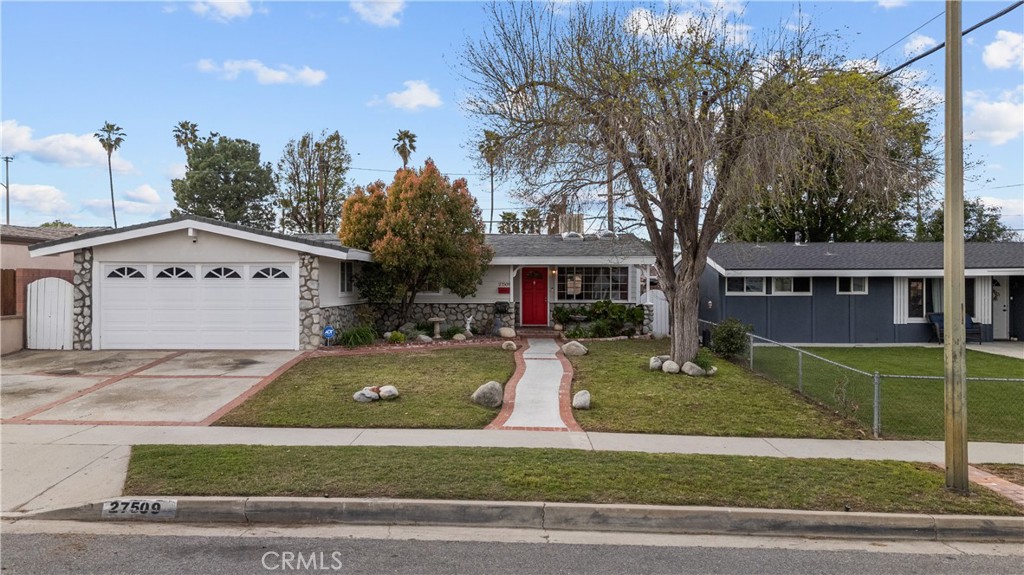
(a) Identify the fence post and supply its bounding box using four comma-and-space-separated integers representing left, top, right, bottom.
873, 371, 881, 439
797, 351, 803, 393
749, 334, 754, 370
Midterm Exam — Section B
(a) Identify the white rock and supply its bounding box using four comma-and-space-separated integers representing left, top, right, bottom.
707, 366, 718, 376
416, 334, 433, 344
452, 333, 467, 342
561, 341, 588, 356
379, 385, 399, 400
502, 341, 517, 351
471, 380, 504, 408
649, 357, 663, 371
383, 331, 392, 340
658, 355, 671, 361
662, 360, 680, 374
572, 390, 591, 410
353, 388, 380, 402
553, 323, 563, 331
682, 362, 707, 377
499, 327, 517, 338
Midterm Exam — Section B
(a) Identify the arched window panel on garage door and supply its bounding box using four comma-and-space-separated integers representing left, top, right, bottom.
203, 266, 242, 279
156, 266, 194, 279
252, 267, 289, 279
106, 266, 145, 279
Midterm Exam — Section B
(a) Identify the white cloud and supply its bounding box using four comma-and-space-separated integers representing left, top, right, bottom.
903, 33, 937, 57
190, 1, 253, 23
166, 163, 188, 180
625, 7, 750, 45
877, 0, 907, 8
197, 59, 327, 86
1, 120, 133, 172
385, 80, 442, 111
82, 198, 166, 218
10, 184, 74, 215
978, 195, 1024, 217
983, 30, 1024, 70
965, 86, 1024, 146
123, 184, 161, 204
350, 1, 404, 27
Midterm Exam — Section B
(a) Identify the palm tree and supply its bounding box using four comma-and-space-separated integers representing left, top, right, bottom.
392, 129, 417, 169
94, 122, 125, 228
478, 130, 502, 233
173, 120, 199, 152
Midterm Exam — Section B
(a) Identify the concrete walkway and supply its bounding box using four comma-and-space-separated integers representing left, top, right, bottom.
3, 423, 1022, 514
486, 339, 580, 431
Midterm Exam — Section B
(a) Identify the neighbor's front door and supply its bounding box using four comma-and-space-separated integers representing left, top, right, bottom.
521, 267, 548, 325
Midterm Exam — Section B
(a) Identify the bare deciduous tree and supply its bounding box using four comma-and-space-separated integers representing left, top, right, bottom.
462, 2, 933, 362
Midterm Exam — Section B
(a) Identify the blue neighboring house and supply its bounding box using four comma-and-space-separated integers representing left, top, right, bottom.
698, 242, 1024, 344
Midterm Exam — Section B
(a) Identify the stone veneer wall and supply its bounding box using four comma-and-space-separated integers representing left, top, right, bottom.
298, 254, 322, 350
549, 302, 653, 334
374, 302, 517, 335
72, 248, 93, 350
321, 305, 360, 334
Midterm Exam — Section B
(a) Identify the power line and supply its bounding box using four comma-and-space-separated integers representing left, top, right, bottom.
879, 1, 1023, 80
964, 183, 1023, 193
871, 9, 945, 61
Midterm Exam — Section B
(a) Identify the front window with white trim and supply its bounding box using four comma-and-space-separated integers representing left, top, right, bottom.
339, 262, 355, 293
725, 277, 765, 295
772, 277, 811, 295
837, 277, 868, 295
556, 266, 628, 301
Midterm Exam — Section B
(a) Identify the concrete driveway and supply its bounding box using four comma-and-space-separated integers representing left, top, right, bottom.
1, 349, 302, 424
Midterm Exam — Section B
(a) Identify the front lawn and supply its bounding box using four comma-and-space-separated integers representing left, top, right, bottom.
791, 347, 1024, 442
125, 445, 1021, 516
568, 340, 860, 438
215, 347, 515, 428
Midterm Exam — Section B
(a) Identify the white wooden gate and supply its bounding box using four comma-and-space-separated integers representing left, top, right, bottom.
646, 289, 670, 337
27, 277, 73, 350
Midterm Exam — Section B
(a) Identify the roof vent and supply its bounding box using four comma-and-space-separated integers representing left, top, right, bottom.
598, 230, 617, 240
561, 231, 583, 241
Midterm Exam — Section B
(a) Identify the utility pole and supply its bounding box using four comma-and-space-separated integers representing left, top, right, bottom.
2, 156, 13, 225
944, 0, 969, 494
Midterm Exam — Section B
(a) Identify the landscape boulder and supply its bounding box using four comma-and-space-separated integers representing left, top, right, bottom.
649, 357, 663, 371
502, 341, 517, 351
383, 331, 392, 340
452, 333, 467, 342
561, 341, 588, 356
471, 381, 504, 408
707, 366, 718, 376
498, 327, 517, 338
572, 390, 591, 410
682, 362, 707, 377
397, 322, 417, 336
416, 334, 433, 344
661, 360, 680, 374
353, 387, 380, 402
378, 385, 399, 400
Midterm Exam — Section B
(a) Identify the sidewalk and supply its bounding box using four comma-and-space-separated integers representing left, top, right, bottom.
3, 422, 1022, 514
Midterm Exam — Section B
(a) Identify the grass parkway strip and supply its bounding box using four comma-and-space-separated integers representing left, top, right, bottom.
124, 445, 1022, 516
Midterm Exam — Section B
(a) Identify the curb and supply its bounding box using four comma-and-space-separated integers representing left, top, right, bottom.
7, 498, 1023, 542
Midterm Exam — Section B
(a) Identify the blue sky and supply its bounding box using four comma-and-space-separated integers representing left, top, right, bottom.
2, 1, 1022, 235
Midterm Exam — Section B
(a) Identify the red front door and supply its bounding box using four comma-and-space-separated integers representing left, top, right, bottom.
521, 267, 548, 325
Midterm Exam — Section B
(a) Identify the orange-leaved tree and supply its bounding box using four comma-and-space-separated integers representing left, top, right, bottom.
339, 160, 493, 324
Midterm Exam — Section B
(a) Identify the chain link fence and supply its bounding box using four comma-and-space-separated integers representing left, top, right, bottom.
699, 320, 1024, 441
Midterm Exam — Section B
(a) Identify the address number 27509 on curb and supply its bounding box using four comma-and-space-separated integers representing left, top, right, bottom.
102, 499, 177, 519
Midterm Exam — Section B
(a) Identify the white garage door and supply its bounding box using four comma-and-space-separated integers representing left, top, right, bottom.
99, 263, 298, 350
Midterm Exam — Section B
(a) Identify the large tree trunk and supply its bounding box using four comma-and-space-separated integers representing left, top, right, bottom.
669, 271, 701, 364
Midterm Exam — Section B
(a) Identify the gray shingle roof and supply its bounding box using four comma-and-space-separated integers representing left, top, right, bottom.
708, 242, 1024, 271
1, 224, 109, 244
27, 215, 353, 254
485, 233, 654, 259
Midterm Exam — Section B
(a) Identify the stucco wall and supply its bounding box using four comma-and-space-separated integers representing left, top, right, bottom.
93, 230, 299, 263
2, 243, 75, 270
1, 315, 23, 355
319, 257, 366, 308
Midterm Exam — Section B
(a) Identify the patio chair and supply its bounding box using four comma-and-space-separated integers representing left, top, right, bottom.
927, 313, 944, 343
927, 312, 983, 344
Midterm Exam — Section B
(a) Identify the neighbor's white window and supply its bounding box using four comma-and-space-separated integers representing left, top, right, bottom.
726, 277, 765, 294
772, 277, 811, 295
837, 277, 868, 295
339, 262, 355, 294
